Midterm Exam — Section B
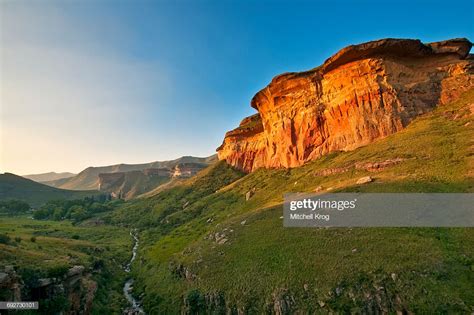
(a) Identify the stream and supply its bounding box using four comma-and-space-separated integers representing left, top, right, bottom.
123, 229, 145, 315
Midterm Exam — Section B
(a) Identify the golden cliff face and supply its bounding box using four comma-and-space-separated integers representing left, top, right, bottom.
217, 38, 474, 172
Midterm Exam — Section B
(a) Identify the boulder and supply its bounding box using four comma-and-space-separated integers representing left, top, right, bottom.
356, 176, 373, 184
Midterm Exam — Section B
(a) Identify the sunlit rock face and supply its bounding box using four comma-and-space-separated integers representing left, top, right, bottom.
217, 38, 473, 172
171, 163, 207, 178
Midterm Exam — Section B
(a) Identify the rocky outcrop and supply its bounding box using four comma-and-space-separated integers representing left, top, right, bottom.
171, 163, 207, 178
217, 38, 474, 172
0, 265, 96, 315
0, 266, 22, 301
98, 172, 125, 191
143, 168, 171, 177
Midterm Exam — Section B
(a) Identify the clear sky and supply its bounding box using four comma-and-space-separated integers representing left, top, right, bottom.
1, 0, 473, 175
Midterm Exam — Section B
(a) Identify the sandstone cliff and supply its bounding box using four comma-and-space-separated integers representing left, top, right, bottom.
217, 38, 473, 172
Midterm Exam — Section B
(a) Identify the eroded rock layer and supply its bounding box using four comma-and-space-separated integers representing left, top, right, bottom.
217, 38, 474, 172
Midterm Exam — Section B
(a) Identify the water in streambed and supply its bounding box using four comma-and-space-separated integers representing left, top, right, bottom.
123, 229, 145, 315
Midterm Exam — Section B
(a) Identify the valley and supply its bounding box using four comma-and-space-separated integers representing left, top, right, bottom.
0, 37, 473, 314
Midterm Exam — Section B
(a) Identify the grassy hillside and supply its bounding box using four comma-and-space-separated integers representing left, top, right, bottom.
108, 90, 474, 313
0, 173, 102, 207
104, 171, 171, 200
0, 216, 131, 314
47, 155, 217, 191
23, 172, 76, 183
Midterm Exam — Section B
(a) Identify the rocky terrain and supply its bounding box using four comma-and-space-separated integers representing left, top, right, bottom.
0, 265, 96, 315
217, 38, 473, 172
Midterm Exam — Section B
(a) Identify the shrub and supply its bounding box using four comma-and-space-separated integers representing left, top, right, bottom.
30, 236, 36, 242
185, 289, 205, 313
47, 265, 69, 279
0, 234, 11, 244
14, 236, 21, 243
19, 267, 43, 288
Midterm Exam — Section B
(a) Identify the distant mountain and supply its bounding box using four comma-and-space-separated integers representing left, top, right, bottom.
43, 156, 217, 198
23, 172, 76, 183
0, 173, 102, 207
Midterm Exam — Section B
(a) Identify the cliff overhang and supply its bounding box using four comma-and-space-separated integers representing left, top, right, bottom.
217, 38, 473, 172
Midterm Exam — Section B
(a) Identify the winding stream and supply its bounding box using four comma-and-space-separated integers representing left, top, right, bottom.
123, 229, 145, 314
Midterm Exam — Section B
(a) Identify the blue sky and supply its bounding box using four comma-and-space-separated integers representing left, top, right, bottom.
1, 0, 473, 174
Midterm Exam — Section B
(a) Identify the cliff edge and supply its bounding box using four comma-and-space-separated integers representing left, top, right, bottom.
217, 38, 473, 172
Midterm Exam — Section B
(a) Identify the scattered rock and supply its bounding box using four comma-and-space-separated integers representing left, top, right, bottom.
67, 265, 85, 277
391, 273, 397, 281
245, 188, 256, 201
270, 288, 295, 314
314, 185, 323, 192
0, 272, 9, 285
240, 220, 247, 225
352, 248, 358, 253
356, 176, 373, 184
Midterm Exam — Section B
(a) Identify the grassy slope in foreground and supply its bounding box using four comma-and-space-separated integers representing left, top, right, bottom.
0, 173, 102, 207
110, 90, 474, 314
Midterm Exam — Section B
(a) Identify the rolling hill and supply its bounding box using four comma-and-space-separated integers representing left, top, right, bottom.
0, 173, 102, 207
22, 172, 76, 183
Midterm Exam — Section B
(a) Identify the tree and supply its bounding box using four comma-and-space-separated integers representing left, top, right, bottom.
69, 205, 88, 222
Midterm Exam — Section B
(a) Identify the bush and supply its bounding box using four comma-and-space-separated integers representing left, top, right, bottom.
0, 234, 11, 244
185, 289, 205, 313
14, 236, 21, 243
47, 265, 69, 279
30, 236, 36, 243
72, 234, 80, 240
19, 267, 43, 288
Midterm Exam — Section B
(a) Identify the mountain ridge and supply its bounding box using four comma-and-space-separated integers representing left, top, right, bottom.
44, 155, 218, 195
22, 172, 76, 183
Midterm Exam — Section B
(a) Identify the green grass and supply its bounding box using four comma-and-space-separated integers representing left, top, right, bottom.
0, 216, 131, 314
108, 90, 474, 313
